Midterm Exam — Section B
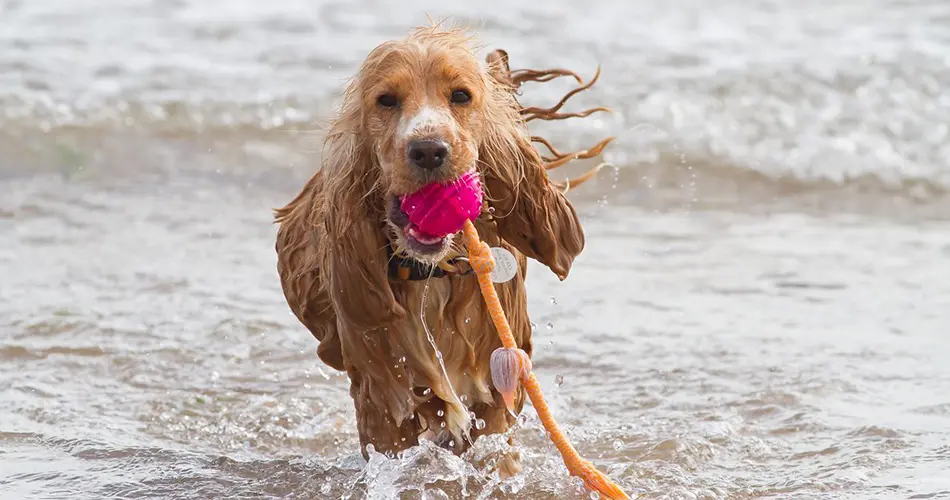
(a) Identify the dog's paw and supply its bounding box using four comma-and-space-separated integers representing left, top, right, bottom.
493, 450, 523, 479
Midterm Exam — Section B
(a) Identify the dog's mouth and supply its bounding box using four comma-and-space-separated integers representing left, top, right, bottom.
387, 196, 453, 259
386, 169, 484, 262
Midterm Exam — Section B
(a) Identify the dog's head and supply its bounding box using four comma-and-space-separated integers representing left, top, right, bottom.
325, 27, 487, 263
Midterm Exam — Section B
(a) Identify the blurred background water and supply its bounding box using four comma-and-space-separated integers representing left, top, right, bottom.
2, 0, 950, 499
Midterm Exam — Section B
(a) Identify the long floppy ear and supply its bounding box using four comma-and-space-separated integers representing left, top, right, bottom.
480, 129, 585, 281
275, 172, 345, 370
319, 123, 406, 333
480, 49, 614, 280
479, 53, 587, 280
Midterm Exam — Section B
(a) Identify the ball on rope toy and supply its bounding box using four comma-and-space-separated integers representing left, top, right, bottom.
399, 169, 484, 238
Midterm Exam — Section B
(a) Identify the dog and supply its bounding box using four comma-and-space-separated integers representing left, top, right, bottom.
274, 23, 611, 476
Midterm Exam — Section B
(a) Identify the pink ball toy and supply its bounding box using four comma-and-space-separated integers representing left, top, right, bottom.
400, 169, 484, 238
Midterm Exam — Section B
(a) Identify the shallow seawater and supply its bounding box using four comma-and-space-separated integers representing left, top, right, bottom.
2, 0, 950, 499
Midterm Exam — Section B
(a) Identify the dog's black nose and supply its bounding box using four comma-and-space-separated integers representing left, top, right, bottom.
407, 140, 448, 170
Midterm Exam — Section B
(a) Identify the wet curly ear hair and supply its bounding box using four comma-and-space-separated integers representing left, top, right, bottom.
478, 48, 614, 280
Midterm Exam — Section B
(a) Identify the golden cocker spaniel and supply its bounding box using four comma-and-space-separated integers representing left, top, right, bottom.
274, 24, 611, 475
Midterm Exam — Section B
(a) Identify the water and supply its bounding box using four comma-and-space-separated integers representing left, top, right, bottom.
2, 0, 950, 498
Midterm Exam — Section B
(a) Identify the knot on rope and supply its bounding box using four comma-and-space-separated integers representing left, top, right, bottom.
468, 241, 495, 275
490, 347, 532, 412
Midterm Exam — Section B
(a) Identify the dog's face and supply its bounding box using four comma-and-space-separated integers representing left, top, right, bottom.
357, 39, 488, 261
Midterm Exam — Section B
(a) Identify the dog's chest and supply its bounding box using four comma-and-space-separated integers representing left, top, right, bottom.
396, 276, 496, 403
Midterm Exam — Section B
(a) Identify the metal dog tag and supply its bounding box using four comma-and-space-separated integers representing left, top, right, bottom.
490, 247, 517, 283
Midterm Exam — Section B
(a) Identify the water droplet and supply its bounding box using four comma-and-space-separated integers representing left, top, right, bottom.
423, 489, 450, 500
464, 317, 471, 324
449, 440, 455, 447
210, 371, 220, 381
487, 206, 496, 214
475, 419, 487, 430
460, 394, 468, 403
550, 296, 558, 305
437, 409, 444, 417
590, 492, 601, 500
573, 476, 587, 492
546, 322, 554, 330
555, 374, 564, 387
500, 473, 526, 494
423, 388, 432, 395
398, 356, 407, 363
612, 439, 624, 451
441, 421, 446, 428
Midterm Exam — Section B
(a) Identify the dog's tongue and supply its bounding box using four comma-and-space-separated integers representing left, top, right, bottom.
400, 170, 483, 238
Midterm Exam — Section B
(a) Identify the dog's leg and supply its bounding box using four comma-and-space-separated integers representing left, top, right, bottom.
414, 397, 463, 453
470, 393, 525, 479
350, 371, 422, 458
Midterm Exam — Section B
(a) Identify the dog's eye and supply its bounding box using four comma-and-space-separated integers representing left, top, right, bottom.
377, 93, 398, 108
450, 89, 471, 104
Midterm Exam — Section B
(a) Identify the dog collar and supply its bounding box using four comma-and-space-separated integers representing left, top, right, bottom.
387, 205, 494, 281
386, 245, 472, 281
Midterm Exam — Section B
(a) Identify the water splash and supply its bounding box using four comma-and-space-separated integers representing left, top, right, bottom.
343, 437, 544, 500
350, 440, 478, 499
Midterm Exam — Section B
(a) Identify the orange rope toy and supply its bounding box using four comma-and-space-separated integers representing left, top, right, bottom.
461, 220, 630, 500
